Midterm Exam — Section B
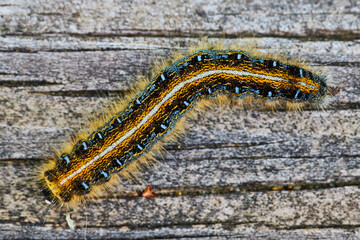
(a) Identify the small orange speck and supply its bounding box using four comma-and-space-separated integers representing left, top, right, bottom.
272, 186, 283, 191
286, 185, 294, 190
142, 185, 156, 198
177, 191, 182, 196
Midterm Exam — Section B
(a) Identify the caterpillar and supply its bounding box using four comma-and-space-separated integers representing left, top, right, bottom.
39, 45, 337, 208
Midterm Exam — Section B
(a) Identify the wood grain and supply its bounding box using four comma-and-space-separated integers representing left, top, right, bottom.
0, 0, 359, 239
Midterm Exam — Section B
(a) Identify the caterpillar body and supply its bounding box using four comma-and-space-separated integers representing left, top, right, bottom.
40, 47, 332, 207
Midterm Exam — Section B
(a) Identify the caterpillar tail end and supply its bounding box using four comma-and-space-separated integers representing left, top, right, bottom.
41, 186, 57, 205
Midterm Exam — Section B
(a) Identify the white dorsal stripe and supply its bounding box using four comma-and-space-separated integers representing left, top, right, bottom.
59, 69, 316, 185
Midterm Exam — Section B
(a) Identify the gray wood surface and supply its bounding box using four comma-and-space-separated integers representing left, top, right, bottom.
0, 0, 359, 239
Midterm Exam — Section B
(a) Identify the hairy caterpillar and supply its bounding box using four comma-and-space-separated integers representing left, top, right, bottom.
39, 44, 337, 208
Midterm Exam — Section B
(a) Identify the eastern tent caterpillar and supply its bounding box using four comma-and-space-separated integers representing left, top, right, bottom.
39, 44, 336, 208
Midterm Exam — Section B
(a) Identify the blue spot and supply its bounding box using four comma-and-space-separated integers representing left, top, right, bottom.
151, 132, 157, 138
184, 101, 189, 106
299, 68, 303, 78
106, 125, 114, 131
114, 158, 123, 167
252, 89, 260, 94
97, 133, 103, 140
81, 182, 90, 190
100, 171, 109, 178
149, 84, 155, 92
188, 95, 195, 102
294, 89, 300, 99
237, 54, 242, 60
235, 87, 240, 94
161, 74, 166, 81
183, 61, 189, 66
268, 91, 272, 97
197, 55, 202, 61
273, 61, 277, 67
222, 54, 228, 59
252, 59, 262, 64
208, 88, 212, 94
126, 152, 133, 158
63, 155, 70, 163
82, 142, 87, 150
137, 144, 143, 151
160, 124, 167, 130
136, 99, 141, 104
171, 110, 179, 118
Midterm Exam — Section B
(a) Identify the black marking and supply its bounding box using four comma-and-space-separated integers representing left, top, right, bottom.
264, 59, 275, 69
107, 117, 123, 132
76, 182, 91, 195
44, 170, 57, 182
41, 188, 55, 203
112, 157, 125, 169
95, 132, 103, 141
75, 140, 88, 155
288, 65, 301, 78
94, 170, 110, 184
58, 154, 71, 169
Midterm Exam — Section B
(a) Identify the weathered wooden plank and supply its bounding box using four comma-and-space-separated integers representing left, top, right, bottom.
1, 41, 359, 238
2, 160, 360, 239
1, 224, 359, 240
0, 0, 359, 39
0, 38, 358, 84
